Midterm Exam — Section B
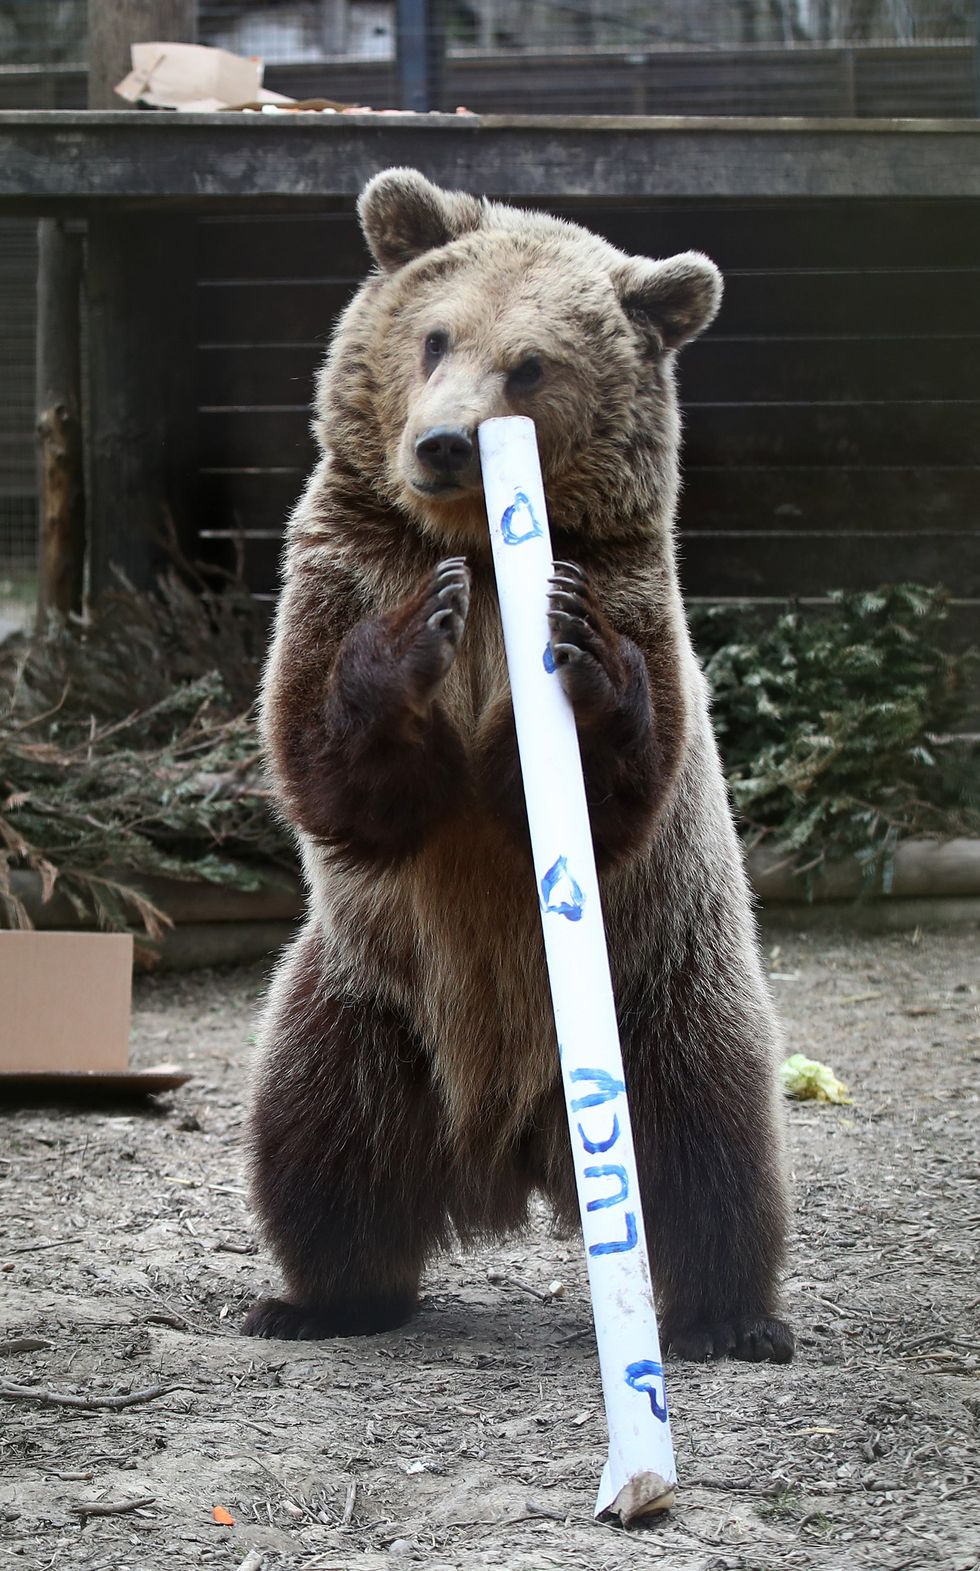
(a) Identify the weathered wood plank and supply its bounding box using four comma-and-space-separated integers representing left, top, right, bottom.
86, 214, 198, 594
197, 409, 316, 469
35, 218, 84, 617
681, 337, 980, 404
196, 213, 370, 280
717, 270, 980, 336
198, 468, 307, 525
202, 524, 979, 601
682, 402, 980, 467
197, 344, 322, 406
678, 466, 980, 533
198, 280, 356, 343
680, 530, 980, 598
195, 401, 980, 470
1, 114, 979, 213
194, 465, 980, 541
195, 201, 980, 277
195, 268, 980, 345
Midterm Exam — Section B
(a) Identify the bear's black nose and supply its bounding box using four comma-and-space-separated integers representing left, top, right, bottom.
415, 426, 474, 476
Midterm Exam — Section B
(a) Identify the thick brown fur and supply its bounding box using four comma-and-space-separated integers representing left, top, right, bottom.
245, 169, 794, 1362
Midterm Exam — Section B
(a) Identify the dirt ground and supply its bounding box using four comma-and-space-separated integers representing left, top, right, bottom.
1, 927, 978, 1571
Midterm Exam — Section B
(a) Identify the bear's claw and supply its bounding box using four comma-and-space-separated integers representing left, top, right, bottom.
398, 558, 471, 704
665, 1316, 795, 1364
546, 560, 624, 723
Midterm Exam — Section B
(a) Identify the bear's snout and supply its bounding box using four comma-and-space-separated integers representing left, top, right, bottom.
415, 425, 476, 479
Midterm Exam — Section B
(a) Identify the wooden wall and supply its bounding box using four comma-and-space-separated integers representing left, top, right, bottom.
194, 198, 980, 640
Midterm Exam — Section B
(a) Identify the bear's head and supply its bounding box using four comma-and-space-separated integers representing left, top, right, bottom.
317, 168, 722, 546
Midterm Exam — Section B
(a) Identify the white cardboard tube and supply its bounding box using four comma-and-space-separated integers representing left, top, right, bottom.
479, 415, 677, 1524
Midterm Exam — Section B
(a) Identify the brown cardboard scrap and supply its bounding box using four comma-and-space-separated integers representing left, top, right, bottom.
0, 931, 133, 1075
0, 1066, 191, 1099
114, 41, 290, 113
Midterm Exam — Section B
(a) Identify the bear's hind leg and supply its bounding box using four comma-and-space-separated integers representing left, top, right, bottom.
244, 931, 449, 1340
624, 979, 794, 1365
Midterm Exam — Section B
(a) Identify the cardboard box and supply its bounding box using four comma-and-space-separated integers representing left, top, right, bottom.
114, 41, 290, 112
0, 932, 133, 1075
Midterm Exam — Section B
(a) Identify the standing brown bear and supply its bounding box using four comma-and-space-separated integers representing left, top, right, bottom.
245, 168, 794, 1363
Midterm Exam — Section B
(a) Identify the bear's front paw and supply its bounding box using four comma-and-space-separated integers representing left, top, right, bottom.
665, 1316, 795, 1364
394, 557, 471, 713
547, 561, 627, 726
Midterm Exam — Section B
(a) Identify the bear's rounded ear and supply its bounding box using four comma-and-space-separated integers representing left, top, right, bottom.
358, 167, 483, 273
612, 251, 723, 350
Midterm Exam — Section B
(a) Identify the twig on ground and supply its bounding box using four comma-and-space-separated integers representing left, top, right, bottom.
74, 1495, 156, 1518
243, 1454, 321, 1525
0, 1338, 53, 1355
143, 1293, 209, 1334
486, 1269, 559, 1302
525, 1499, 568, 1521
814, 1294, 862, 1320
0, 1382, 185, 1411
5, 1238, 83, 1256
235, 1551, 266, 1571
340, 1477, 357, 1527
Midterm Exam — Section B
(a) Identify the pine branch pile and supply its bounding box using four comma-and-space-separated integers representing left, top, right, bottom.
689, 584, 979, 888
0, 572, 293, 935
1, 577, 976, 935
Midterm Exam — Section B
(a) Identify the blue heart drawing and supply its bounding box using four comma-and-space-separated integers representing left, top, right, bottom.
501, 489, 543, 546
540, 855, 585, 921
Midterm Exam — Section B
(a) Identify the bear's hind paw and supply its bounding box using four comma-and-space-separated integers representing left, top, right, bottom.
665, 1316, 795, 1364
243, 1293, 416, 1340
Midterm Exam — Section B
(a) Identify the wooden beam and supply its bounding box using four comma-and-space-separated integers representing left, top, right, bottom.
85, 213, 198, 597
396, 0, 445, 112
1, 113, 979, 212
84, 4, 197, 597
35, 218, 85, 619
86, 0, 196, 110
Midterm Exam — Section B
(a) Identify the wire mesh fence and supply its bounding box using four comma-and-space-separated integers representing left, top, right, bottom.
0, 1, 974, 67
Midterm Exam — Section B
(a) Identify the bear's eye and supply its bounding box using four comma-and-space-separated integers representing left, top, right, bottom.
424, 330, 449, 366
508, 356, 543, 392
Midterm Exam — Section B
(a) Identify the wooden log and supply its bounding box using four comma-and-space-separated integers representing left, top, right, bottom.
748, 837, 980, 901
5, 869, 303, 930
86, 0, 196, 111
35, 217, 84, 620
760, 897, 980, 933
140, 920, 297, 971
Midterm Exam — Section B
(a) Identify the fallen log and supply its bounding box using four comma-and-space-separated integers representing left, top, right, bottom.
746, 838, 977, 902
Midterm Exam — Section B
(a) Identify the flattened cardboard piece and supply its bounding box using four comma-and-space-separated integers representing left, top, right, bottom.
114, 41, 278, 113
0, 932, 133, 1075
0, 1065, 191, 1102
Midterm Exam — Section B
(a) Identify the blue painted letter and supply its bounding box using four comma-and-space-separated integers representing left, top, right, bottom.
589, 1211, 638, 1256
577, 1114, 620, 1154
625, 1360, 669, 1424
584, 1164, 629, 1211
569, 1067, 625, 1112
